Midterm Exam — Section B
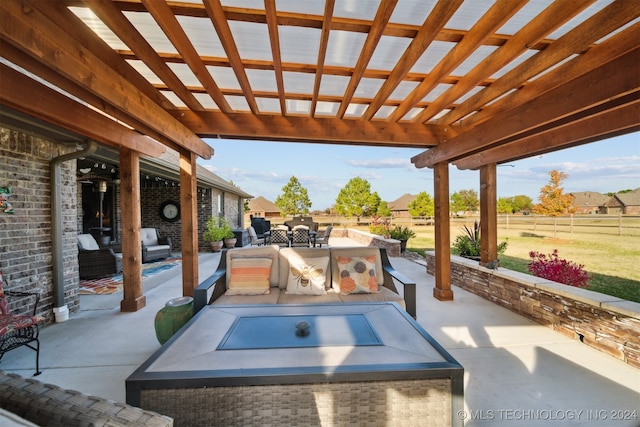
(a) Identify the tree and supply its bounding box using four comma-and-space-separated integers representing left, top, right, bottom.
451, 189, 479, 214
334, 177, 379, 217
497, 197, 513, 214
497, 195, 533, 214
533, 170, 575, 216
408, 191, 434, 217
274, 176, 311, 216
512, 194, 533, 213
376, 199, 392, 217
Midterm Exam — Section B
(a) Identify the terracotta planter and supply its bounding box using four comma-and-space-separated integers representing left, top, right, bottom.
224, 237, 237, 248
209, 241, 224, 252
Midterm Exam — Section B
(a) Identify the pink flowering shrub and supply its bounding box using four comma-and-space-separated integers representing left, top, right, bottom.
527, 249, 590, 288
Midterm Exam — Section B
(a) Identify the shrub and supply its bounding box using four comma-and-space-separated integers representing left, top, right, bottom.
369, 217, 390, 237
451, 221, 507, 258
527, 249, 590, 288
389, 225, 416, 241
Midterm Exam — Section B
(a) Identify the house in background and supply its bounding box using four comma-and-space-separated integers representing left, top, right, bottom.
388, 194, 417, 217
246, 196, 281, 220
605, 188, 640, 215
569, 191, 610, 214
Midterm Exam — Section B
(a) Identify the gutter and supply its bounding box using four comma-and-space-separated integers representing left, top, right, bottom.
49, 140, 97, 322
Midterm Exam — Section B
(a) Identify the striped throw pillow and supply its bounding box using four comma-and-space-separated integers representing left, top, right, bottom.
226, 257, 272, 295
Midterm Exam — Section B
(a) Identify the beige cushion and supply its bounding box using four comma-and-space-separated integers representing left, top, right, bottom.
285, 256, 329, 295
213, 289, 281, 306
277, 288, 342, 305
339, 287, 405, 310
77, 234, 99, 251
140, 228, 159, 246
330, 247, 384, 293
226, 245, 280, 288
278, 247, 331, 290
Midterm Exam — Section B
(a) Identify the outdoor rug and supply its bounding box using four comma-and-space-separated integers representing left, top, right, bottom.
79, 257, 182, 295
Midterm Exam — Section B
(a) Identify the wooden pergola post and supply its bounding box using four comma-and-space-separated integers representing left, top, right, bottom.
119, 147, 145, 312
479, 164, 498, 267
179, 150, 199, 297
433, 162, 453, 301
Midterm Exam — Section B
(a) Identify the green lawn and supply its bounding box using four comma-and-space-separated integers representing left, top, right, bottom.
396, 224, 640, 303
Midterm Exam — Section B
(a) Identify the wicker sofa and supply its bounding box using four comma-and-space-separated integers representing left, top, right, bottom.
0, 370, 173, 426
194, 245, 416, 318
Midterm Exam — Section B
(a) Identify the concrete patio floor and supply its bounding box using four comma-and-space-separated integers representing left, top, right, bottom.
2, 240, 639, 426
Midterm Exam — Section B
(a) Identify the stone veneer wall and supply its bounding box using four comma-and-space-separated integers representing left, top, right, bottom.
425, 252, 640, 368
338, 228, 401, 257
0, 127, 79, 321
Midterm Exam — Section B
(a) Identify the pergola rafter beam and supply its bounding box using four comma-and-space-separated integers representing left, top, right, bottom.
0, 0, 212, 159
0, 63, 165, 158
142, 0, 232, 114
310, 0, 334, 118
411, 0, 594, 123
81, 0, 205, 112
204, 0, 258, 113
389, 0, 527, 122
264, 0, 287, 115
337, 0, 397, 119
454, 99, 640, 170
436, 0, 640, 126
175, 111, 444, 147
362, 0, 464, 121
412, 48, 640, 168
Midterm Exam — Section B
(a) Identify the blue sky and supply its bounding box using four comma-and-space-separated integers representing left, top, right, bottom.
200, 132, 640, 211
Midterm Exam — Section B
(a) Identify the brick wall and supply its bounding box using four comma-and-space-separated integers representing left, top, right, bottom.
425, 252, 640, 368
0, 127, 79, 322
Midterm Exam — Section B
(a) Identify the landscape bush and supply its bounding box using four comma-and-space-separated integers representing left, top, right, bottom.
527, 249, 590, 288
451, 221, 507, 258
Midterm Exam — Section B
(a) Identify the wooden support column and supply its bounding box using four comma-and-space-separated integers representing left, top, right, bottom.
119, 147, 146, 312
479, 164, 498, 267
433, 162, 453, 301
180, 150, 199, 297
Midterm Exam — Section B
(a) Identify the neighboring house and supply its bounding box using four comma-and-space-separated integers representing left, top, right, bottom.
604, 188, 640, 214
569, 191, 610, 214
247, 196, 281, 219
388, 194, 416, 217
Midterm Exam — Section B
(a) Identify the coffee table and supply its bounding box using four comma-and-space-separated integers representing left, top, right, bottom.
126, 302, 463, 426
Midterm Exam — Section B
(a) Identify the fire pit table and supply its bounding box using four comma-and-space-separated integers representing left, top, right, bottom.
126, 302, 463, 426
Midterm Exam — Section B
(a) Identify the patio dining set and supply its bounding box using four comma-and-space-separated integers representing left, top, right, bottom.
249, 216, 332, 248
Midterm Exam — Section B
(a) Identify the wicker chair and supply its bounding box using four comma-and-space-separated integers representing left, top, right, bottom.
0, 271, 43, 376
78, 234, 122, 279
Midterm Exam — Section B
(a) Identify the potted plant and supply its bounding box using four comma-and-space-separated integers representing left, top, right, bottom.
223, 221, 237, 248
389, 225, 416, 253
203, 216, 231, 252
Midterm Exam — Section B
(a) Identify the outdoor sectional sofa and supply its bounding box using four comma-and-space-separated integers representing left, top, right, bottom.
194, 245, 417, 318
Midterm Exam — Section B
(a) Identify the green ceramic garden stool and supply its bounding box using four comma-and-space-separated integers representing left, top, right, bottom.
154, 296, 194, 344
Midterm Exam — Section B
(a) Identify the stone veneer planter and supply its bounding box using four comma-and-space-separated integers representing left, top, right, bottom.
337, 228, 401, 257
425, 251, 640, 368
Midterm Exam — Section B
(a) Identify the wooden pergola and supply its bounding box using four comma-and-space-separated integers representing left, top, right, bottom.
1, 0, 638, 310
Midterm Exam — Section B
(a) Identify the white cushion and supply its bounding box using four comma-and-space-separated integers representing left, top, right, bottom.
140, 228, 159, 246
77, 234, 99, 251
285, 255, 329, 295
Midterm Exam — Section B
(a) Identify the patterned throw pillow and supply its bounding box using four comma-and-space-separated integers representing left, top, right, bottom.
335, 255, 379, 294
226, 257, 272, 295
286, 256, 329, 295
